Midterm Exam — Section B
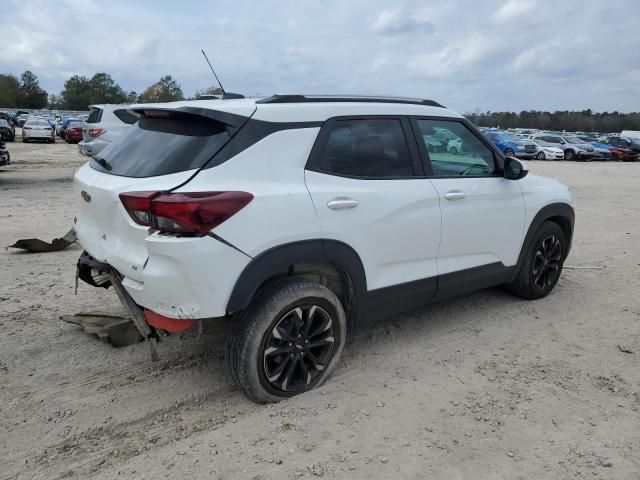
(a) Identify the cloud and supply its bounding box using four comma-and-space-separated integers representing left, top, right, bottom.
0, 0, 638, 113
372, 10, 434, 35
493, 0, 536, 23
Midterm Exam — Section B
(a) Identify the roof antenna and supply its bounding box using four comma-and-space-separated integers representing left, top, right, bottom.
201, 49, 226, 95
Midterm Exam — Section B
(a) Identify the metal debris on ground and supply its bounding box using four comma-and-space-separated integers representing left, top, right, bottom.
8, 228, 77, 253
61, 313, 143, 347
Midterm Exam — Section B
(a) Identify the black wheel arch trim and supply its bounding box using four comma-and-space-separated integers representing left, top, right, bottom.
226, 239, 367, 318
511, 202, 574, 282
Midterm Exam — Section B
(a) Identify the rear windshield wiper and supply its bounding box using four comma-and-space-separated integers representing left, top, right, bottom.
93, 156, 112, 171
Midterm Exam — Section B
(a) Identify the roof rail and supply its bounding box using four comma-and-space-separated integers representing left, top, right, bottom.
256, 94, 444, 108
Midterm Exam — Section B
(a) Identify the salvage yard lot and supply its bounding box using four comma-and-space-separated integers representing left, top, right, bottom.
1, 139, 639, 480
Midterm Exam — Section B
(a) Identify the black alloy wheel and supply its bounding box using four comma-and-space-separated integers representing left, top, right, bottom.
532, 234, 563, 290
262, 305, 335, 392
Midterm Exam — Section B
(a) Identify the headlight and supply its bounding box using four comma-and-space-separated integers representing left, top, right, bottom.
516, 145, 524, 150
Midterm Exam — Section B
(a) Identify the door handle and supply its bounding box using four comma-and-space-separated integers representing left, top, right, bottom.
327, 198, 359, 210
444, 190, 466, 201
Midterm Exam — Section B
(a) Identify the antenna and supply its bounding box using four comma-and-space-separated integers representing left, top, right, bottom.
201, 49, 226, 95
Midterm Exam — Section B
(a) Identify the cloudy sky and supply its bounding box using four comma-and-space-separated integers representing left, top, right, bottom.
2, 0, 639, 113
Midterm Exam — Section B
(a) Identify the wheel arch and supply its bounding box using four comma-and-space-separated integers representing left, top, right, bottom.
226, 239, 367, 329
512, 202, 574, 281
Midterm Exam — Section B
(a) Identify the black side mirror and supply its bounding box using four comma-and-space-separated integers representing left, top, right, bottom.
504, 156, 529, 180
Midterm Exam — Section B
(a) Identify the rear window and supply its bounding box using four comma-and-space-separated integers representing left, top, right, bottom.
91, 113, 230, 178
113, 109, 140, 125
87, 107, 103, 123
26, 120, 50, 126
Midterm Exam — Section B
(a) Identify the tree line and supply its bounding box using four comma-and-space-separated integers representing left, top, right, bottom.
0, 70, 223, 110
465, 110, 640, 133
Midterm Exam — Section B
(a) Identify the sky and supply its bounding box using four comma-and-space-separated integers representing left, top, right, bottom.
1, 0, 639, 113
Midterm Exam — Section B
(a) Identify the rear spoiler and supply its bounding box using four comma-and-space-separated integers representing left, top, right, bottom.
131, 106, 254, 135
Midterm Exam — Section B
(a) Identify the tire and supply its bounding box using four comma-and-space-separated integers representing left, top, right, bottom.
226, 278, 347, 403
449, 146, 458, 155
536, 151, 546, 160
504, 149, 515, 157
507, 221, 566, 300
22, 137, 26, 143
564, 150, 575, 161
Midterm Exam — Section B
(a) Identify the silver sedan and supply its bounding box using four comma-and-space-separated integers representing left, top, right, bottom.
22, 119, 55, 143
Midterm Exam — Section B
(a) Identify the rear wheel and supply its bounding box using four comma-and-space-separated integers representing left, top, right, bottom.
449, 146, 458, 155
507, 221, 566, 300
504, 148, 515, 157
226, 279, 347, 403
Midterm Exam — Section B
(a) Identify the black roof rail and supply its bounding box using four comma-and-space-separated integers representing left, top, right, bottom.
256, 94, 444, 108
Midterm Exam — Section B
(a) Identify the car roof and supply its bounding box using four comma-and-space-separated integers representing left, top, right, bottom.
132, 95, 461, 123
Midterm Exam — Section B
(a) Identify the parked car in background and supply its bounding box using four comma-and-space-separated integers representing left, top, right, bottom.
608, 136, 640, 160
22, 118, 55, 143
0, 140, 9, 166
0, 119, 16, 142
59, 117, 82, 139
620, 130, 640, 142
530, 138, 564, 160
532, 134, 595, 161
78, 105, 139, 157
483, 131, 537, 159
17, 113, 30, 127
64, 122, 84, 143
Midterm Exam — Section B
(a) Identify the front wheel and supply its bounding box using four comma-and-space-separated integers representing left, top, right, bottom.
564, 150, 575, 161
226, 279, 347, 403
449, 146, 458, 155
507, 221, 566, 300
536, 151, 546, 160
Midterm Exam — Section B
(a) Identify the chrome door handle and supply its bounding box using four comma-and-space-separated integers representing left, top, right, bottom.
444, 191, 466, 201
327, 198, 359, 210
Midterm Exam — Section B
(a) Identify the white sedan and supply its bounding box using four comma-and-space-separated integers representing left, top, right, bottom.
531, 139, 564, 160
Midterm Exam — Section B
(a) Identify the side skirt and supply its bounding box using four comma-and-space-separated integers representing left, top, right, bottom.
357, 262, 514, 326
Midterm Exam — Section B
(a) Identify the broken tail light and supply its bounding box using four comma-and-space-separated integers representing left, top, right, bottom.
119, 191, 253, 235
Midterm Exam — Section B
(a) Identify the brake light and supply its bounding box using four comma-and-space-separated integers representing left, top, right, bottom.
88, 128, 106, 138
119, 191, 253, 235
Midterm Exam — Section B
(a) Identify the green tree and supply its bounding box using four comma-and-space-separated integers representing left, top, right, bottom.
17, 70, 48, 108
61, 75, 92, 110
0, 74, 21, 107
140, 75, 185, 103
193, 86, 223, 99
126, 90, 140, 103
88, 73, 127, 104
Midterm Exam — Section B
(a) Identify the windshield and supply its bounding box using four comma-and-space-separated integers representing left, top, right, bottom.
91, 112, 231, 178
533, 139, 554, 147
564, 137, 585, 145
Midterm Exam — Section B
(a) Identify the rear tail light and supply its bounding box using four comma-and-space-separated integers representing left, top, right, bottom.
88, 128, 106, 138
119, 191, 253, 235
44, 128, 52, 131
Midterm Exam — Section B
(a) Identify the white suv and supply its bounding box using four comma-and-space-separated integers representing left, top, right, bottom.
78, 104, 139, 157
73, 95, 574, 402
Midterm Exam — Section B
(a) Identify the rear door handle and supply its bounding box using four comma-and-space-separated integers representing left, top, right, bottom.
327, 198, 359, 210
444, 190, 466, 201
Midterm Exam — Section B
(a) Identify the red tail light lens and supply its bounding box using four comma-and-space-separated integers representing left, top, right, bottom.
119, 191, 253, 235
88, 128, 106, 138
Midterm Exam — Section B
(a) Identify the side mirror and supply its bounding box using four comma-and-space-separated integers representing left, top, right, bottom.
504, 156, 529, 180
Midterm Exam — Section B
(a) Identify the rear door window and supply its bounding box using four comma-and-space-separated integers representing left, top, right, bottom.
87, 107, 103, 123
312, 118, 414, 178
91, 112, 231, 178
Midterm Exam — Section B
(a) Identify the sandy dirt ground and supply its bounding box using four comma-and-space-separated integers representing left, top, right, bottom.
1, 134, 639, 480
